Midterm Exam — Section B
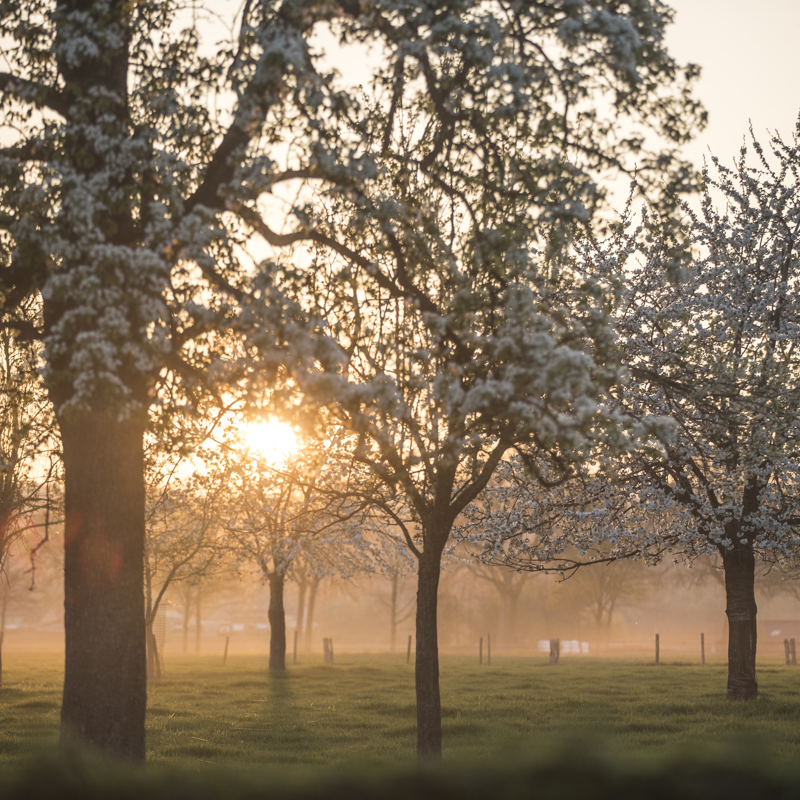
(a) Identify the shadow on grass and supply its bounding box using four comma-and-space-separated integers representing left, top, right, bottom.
3, 736, 798, 800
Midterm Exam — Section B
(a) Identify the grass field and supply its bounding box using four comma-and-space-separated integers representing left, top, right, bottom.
3, 651, 800, 775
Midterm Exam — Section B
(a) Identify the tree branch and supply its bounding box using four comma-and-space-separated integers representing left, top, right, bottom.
0, 73, 70, 118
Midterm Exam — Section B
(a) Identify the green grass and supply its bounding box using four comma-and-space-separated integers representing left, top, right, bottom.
3, 652, 800, 774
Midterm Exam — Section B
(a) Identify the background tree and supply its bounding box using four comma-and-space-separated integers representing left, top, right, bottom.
372, 541, 417, 653
0, 299, 61, 682
144, 451, 226, 679
243, 3, 706, 753
460, 124, 800, 700
461, 562, 537, 650
0, 0, 703, 759
0, 299, 60, 573
220, 428, 376, 670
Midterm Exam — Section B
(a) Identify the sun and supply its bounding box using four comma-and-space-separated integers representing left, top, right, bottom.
244, 418, 299, 466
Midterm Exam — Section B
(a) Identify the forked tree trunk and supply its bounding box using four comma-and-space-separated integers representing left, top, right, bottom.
268, 572, 287, 671
415, 548, 443, 760
721, 542, 758, 700
59, 412, 147, 761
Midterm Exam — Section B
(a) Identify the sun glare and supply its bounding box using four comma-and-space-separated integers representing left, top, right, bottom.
245, 418, 299, 466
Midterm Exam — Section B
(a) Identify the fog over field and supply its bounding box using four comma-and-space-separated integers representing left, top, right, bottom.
5, 536, 800, 664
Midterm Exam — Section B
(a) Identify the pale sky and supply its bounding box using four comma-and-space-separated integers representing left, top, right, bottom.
666, 0, 800, 167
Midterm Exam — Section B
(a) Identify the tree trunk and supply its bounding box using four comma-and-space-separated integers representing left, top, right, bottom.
415, 549, 443, 760
721, 543, 758, 700
182, 590, 191, 654
59, 412, 146, 761
295, 577, 307, 649
504, 590, 520, 649
0, 588, 6, 688
195, 591, 202, 653
146, 623, 161, 681
390, 573, 399, 652
304, 577, 320, 651
268, 572, 287, 671
146, 621, 155, 680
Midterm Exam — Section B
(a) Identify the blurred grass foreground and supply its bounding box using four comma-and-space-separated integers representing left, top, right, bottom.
4, 653, 800, 797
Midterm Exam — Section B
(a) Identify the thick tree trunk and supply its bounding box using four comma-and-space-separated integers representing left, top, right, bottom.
268, 572, 287, 671
721, 543, 758, 700
59, 413, 146, 761
415, 549, 443, 760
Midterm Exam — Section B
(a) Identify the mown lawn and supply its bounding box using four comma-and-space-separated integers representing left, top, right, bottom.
3, 651, 800, 774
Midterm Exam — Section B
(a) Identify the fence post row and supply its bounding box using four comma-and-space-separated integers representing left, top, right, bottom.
785, 638, 792, 666
701, 632, 705, 666
223, 634, 229, 666
549, 638, 560, 666
487, 632, 491, 666
791, 638, 797, 667
406, 635, 412, 665
655, 633, 660, 666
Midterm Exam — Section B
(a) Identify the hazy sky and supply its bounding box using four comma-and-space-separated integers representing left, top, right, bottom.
666, 0, 800, 167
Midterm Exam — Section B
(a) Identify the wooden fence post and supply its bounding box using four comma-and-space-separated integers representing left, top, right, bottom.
293, 629, 298, 665
792, 638, 797, 667
785, 639, 791, 666
406, 635, 412, 664
655, 633, 660, 665
487, 633, 491, 666
701, 632, 705, 665
223, 634, 229, 665
549, 638, 560, 666
323, 637, 335, 665
479, 637, 483, 665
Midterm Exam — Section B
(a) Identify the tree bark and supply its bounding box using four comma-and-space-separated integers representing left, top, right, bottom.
268, 572, 286, 671
721, 542, 758, 700
415, 548, 443, 760
59, 412, 146, 761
